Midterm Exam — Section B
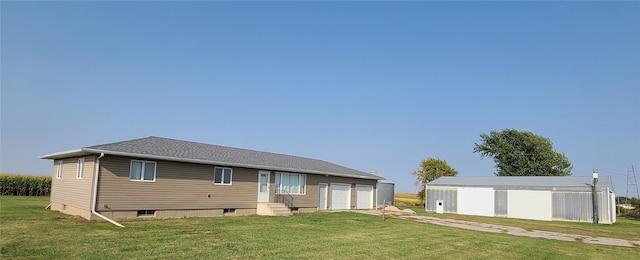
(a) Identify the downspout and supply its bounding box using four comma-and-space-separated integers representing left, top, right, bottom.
92, 153, 124, 227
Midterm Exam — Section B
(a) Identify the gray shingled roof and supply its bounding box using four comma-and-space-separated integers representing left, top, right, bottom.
80, 136, 380, 180
428, 176, 613, 191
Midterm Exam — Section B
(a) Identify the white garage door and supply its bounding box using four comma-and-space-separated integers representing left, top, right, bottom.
356, 185, 373, 209
457, 187, 495, 217
330, 183, 351, 210
507, 190, 552, 221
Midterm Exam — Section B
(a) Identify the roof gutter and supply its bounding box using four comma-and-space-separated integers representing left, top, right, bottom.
91, 153, 124, 228
82, 148, 382, 180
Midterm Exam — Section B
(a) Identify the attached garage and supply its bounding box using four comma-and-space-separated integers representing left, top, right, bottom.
330, 183, 351, 210
356, 185, 373, 209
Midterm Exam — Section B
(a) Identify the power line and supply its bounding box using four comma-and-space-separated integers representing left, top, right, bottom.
595, 168, 627, 176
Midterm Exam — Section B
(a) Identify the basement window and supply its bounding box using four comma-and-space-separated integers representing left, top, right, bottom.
223, 208, 236, 215
137, 210, 156, 217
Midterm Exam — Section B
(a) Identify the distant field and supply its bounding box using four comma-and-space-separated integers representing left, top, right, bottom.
395, 193, 421, 206
2, 196, 638, 259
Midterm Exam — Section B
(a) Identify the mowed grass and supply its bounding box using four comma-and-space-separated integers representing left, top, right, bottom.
2, 197, 639, 259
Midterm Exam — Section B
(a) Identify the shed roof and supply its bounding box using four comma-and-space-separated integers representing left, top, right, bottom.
428, 176, 613, 191
40, 136, 382, 180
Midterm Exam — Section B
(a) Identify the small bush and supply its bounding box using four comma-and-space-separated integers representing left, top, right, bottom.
0, 174, 52, 196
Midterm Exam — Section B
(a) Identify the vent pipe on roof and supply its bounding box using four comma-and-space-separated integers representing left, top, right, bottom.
91, 153, 124, 227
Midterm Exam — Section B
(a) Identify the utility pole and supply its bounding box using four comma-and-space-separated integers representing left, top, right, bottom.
592, 169, 599, 224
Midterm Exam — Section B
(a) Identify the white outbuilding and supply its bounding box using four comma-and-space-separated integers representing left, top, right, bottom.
425, 176, 616, 224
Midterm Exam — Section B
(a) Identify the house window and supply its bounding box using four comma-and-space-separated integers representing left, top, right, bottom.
137, 210, 155, 217
76, 158, 84, 179
130, 160, 156, 181
214, 167, 232, 185
56, 160, 63, 179
275, 172, 306, 195
223, 208, 236, 215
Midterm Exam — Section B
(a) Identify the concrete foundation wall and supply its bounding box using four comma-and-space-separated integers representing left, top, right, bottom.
99, 208, 257, 220
50, 202, 93, 220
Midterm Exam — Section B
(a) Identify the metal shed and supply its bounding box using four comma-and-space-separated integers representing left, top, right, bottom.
426, 176, 616, 224
377, 178, 395, 207
369, 171, 395, 207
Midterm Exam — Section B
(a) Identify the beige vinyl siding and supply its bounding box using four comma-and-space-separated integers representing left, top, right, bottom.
50, 156, 96, 211
271, 173, 377, 209
96, 156, 259, 211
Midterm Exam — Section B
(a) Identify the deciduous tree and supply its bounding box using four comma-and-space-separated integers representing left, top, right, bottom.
473, 129, 572, 176
412, 158, 458, 202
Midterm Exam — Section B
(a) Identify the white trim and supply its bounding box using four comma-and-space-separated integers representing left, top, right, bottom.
214, 167, 232, 185
39, 149, 86, 159
129, 160, 156, 182
56, 160, 63, 179
80, 148, 382, 180
76, 158, 85, 179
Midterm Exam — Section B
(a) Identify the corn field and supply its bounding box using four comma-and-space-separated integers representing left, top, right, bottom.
0, 174, 52, 196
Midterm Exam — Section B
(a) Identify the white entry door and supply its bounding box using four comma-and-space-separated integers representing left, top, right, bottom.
318, 183, 327, 210
330, 183, 351, 210
356, 185, 373, 209
257, 171, 270, 202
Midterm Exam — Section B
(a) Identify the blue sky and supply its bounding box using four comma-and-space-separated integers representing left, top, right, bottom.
2, 2, 639, 194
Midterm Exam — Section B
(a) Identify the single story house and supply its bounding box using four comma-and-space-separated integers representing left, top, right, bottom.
40, 136, 382, 223
425, 176, 616, 224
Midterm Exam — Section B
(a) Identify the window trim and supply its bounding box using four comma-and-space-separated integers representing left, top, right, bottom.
275, 172, 306, 195
213, 167, 233, 185
129, 160, 157, 182
56, 160, 63, 179
76, 158, 84, 179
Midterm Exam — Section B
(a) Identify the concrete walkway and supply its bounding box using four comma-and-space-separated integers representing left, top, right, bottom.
357, 210, 640, 248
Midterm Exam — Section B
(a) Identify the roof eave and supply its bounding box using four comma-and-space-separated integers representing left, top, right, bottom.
39, 149, 95, 160
82, 148, 382, 180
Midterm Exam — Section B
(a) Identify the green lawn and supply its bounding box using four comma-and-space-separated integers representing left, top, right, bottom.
1, 196, 638, 259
